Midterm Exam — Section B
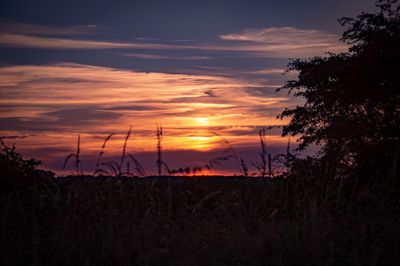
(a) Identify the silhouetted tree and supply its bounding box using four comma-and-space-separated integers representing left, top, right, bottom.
278, 0, 400, 179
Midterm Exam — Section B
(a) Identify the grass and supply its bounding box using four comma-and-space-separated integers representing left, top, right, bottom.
63, 126, 282, 177
62, 134, 82, 175
1, 175, 399, 266
1, 131, 400, 265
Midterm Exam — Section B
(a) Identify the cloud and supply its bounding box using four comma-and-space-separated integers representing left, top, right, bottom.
0, 62, 295, 175
122, 53, 211, 60
220, 27, 337, 43
0, 34, 192, 50
0, 22, 346, 58
0, 107, 122, 131
218, 27, 347, 57
0, 24, 334, 175
0, 21, 192, 50
0, 63, 290, 135
252, 68, 285, 75
0, 21, 139, 50
46, 107, 122, 124
0, 134, 37, 140
0, 21, 102, 36
0, 61, 297, 175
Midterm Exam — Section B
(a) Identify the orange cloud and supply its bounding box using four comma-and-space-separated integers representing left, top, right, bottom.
0, 34, 192, 50
0, 63, 291, 141
0, 63, 297, 175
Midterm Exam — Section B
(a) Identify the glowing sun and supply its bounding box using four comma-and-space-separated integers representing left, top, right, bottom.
197, 117, 209, 126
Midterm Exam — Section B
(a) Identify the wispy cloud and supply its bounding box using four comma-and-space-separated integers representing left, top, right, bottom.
0, 34, 192, 50
0, 34, 129, 49
252, 68, 285, 75
0, 134, 37, 140
0, 63, 290, 135
122, 53, 211, 60
0, 22, 346, 58
220, 27, 337, 43
0, 21, 190, 50
0, 21, 102, 36
218, 27, 347, 57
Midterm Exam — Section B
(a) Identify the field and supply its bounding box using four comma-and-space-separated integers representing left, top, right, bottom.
1, 175, 400, 266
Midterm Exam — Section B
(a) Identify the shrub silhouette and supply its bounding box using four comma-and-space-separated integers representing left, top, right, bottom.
0, 141, 55, 192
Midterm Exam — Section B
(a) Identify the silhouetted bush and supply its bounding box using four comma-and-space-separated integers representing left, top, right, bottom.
0, 141, 55, 192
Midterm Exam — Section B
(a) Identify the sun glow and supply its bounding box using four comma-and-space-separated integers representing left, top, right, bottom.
197, 117, 209, 126
186, 136, 215, 150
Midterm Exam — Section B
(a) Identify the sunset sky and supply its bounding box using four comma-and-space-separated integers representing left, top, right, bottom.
0, 0, 373, 175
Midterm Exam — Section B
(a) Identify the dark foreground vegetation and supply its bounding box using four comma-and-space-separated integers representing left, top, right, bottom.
1, 1, 400, 265
1, 144, 400, 266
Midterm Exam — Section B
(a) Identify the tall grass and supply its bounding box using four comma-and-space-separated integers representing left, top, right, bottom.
95, 133, 114, 171
213, 132, 248, 176
63, 134, 82, 175
252, 128, 272, 177
3, 126, 400, 266
1, 169, 399, 265
63, 125, 286, 177
93, 126, 147, 177
121, 125, 132, 167
156, 125, 163, 176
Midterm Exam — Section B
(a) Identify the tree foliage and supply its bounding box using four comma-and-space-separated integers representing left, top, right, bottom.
279, 0, 400, 178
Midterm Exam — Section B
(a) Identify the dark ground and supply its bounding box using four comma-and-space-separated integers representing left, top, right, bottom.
1, 175, 400, 266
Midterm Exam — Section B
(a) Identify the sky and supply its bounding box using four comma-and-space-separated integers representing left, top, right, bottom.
0, 0, 374, 175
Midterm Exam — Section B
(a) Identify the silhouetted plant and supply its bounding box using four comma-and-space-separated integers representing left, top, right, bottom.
213, 132, 249, 176
165, 153, 235, 176
0, 141, 54, 191
240, 158, 249, 176
251, 128, 274, 177
121, 125, 132, 167
94, 133, 115, 172
128, 154, 147, 177
156, 125, 163, 176
63, 134, 82, 175
278, 0, 400, 180
93, 126, 147, 177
